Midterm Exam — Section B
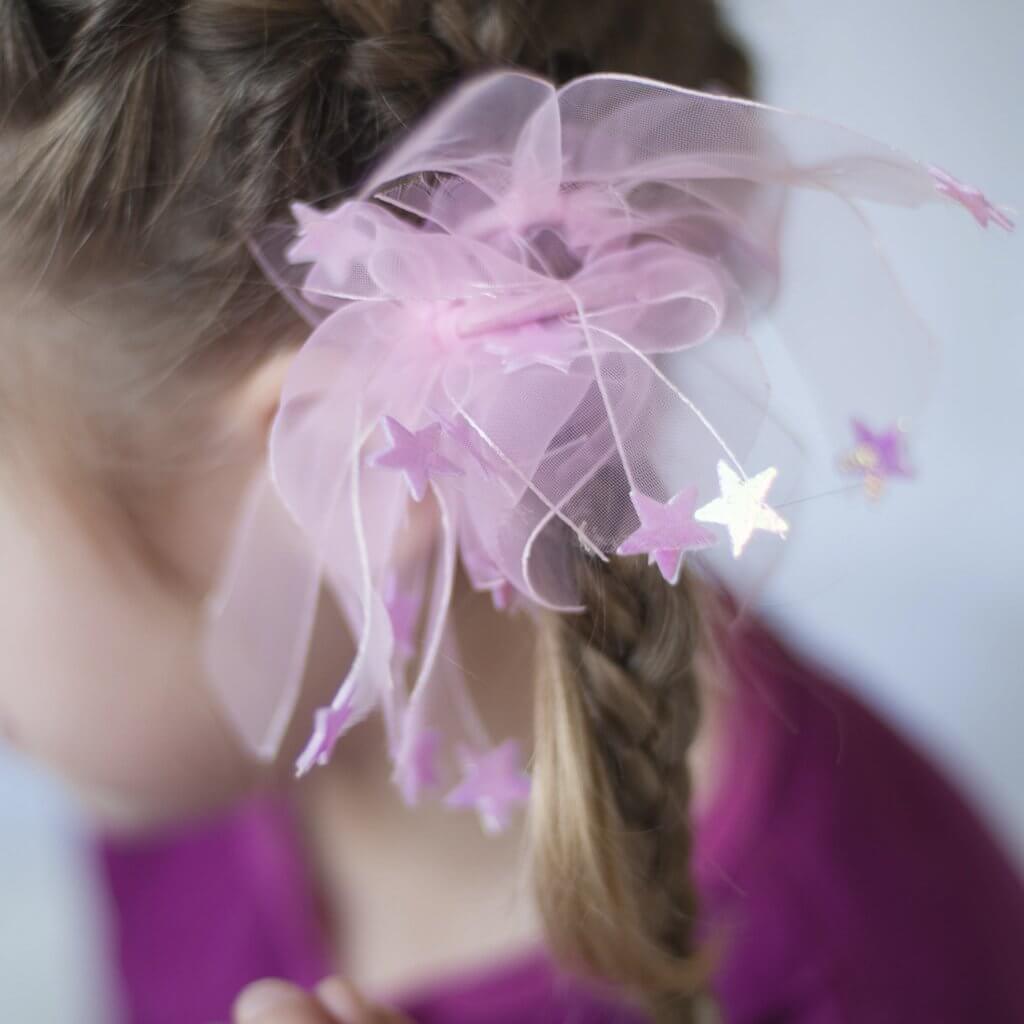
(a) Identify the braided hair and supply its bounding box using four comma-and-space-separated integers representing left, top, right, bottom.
534, 552, 717, 1023
0, 3, 752, 1019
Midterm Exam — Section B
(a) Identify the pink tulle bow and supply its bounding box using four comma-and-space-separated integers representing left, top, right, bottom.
202, 71, 1011, 829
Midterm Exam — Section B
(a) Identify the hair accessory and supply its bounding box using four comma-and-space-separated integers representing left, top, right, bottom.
203, 71, 1013, 830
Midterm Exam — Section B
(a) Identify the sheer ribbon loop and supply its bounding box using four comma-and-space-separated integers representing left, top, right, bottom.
203, 71, 1011, 827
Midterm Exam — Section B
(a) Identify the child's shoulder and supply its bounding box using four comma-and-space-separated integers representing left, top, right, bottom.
698, 613, 1024, 1022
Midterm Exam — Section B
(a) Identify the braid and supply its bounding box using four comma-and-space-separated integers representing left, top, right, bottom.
0, 0, 58, 125
532, 553, 713, 1023
0, 2, 751, 1009
0, 0, 751, 278
6, 0, 177, 252
178, 1, 457, 233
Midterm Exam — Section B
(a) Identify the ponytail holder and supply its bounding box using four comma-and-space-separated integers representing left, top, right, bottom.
202, 71, 1013, 831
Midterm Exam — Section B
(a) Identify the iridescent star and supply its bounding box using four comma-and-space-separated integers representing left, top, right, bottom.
487, 323, 580, 373
929, 166, 1015, 232
695, 461, 789, 558
616, 486, 718, 584
444, 739, 532, 835
394, 728, 442, 806
370, 417, 464, 501
840, 418, 913, 500
295, 699, 354, 777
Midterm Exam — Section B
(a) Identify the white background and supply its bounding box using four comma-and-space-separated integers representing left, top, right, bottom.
1, 2, 1020, 1020
721, 0, 1024, 863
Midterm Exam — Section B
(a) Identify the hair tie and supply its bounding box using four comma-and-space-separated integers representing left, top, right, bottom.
202, 71, 1013, 832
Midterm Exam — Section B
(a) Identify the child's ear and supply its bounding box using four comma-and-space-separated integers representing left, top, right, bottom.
228, 348, 298, 452
143, 348, 299, 599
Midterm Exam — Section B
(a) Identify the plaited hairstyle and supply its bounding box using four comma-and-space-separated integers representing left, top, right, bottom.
0, 3, 753, 1020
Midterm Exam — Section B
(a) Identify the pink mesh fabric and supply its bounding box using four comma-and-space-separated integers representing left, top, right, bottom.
202, 71, 1013, 813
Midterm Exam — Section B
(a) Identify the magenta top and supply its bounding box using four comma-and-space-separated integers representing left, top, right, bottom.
96, 617, 1024, 1023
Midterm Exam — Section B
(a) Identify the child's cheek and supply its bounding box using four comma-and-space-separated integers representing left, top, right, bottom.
0, 488, 260, 829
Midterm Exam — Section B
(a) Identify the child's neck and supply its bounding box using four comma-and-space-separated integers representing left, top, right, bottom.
293, 572, 728, 999
293, 575, 541, 998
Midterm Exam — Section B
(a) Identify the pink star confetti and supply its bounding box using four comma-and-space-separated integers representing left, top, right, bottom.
395, 728, 442, 806
484, 578, 519, 612
288, 201, 345, 266
460, 541, 520, 612
384, 574, 419, 662
444, 738, 532, 835
486, 323, 580, 373
695, 461, 789, 558
438, 412, 497, 479
473, 581, 520, 610
295, 699, 354, 777
617, 486, 718, 584
461, 538, 498, 587
370, 417, 465, 501
840, 418, 914, 500
929, 166, 1015, 232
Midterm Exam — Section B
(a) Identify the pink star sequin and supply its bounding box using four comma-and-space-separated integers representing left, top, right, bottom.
460, 541, 520, 612
929, 166, 1015, 232
395, 728, 442, 806
617, 486, 718, 584
384, 574, 419, 662
486, 323, 579, 373
840, 419, 914, 499
484, 578, 518, 612
438, 412, 497, 479
295, 700, 354, 777
444, 739, 532, 835
288, 201, 345, 266
370, 417, 465, 501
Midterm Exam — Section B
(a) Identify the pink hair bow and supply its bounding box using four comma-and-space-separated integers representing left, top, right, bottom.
203, 71, 1013, 828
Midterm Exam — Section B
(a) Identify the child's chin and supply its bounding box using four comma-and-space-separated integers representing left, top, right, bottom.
66, 768, 264, 836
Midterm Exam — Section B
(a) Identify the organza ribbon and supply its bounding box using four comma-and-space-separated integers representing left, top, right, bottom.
203, 71, 1013, 827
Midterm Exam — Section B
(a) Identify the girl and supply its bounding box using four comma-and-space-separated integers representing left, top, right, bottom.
1, 3, 1022, 1024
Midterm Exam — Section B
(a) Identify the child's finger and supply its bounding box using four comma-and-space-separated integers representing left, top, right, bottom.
315, 977, 412, 1023
233, 978, 336, 1023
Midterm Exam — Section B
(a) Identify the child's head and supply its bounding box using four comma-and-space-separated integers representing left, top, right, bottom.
0, 1, 750, 1016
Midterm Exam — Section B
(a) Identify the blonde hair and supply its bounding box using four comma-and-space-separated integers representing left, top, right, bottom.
533, 554, 718, 1022
0, 2, 752, 1018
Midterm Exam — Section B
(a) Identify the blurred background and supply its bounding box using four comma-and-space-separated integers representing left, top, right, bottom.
1, 1, 1021, 1020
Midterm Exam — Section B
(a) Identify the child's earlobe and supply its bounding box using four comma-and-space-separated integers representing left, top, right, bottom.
229, 348, 299, 449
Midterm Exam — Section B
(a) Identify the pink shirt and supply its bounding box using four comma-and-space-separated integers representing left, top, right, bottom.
97, 616, 1024, 1023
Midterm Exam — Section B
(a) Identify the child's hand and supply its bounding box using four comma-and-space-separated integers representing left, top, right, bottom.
232, 977, 410, 1024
